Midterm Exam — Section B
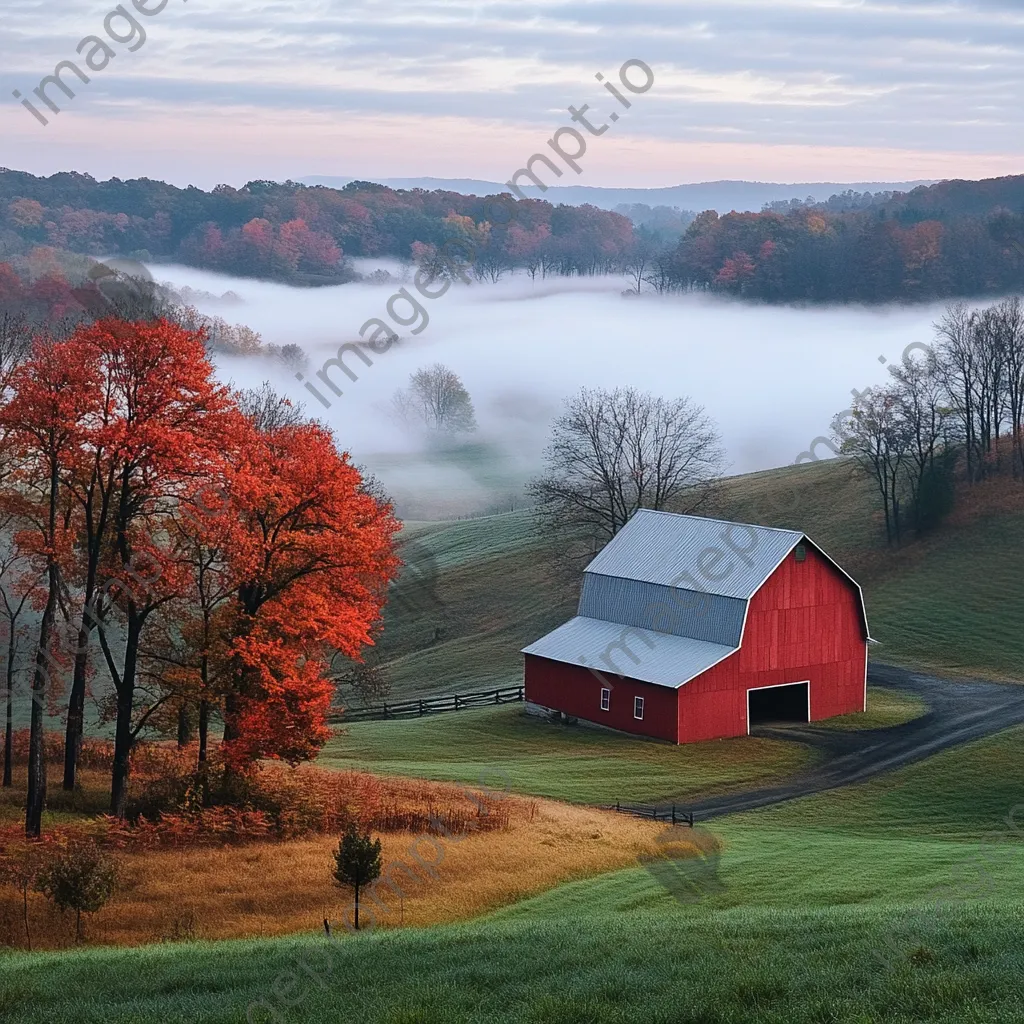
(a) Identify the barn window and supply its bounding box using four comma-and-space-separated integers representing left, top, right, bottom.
634, 696, 645, 720
794, 543, 807, 563
600, 688, 611, 712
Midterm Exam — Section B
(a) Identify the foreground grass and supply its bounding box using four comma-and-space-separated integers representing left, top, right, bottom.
322, 705, 813, 805
4, 887, 1023, 1023
5, 728, 1024, 1021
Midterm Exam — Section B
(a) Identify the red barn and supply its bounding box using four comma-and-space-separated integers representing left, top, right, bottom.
523, 511, 873, 744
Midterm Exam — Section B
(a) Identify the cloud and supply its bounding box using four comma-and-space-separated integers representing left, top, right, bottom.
3, 0, 1023, 183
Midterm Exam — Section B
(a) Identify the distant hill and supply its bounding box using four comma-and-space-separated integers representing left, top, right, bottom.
300, 176, 937, 214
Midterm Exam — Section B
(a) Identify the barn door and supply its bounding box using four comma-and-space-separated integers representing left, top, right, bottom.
747, 682, 810, 731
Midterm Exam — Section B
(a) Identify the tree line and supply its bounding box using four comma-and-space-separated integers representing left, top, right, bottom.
0, 170, 636, 286
663, 186, 1024, 303
834, 299, 1024, 544
0, 300, 399, 838
10, 168, 1024, 300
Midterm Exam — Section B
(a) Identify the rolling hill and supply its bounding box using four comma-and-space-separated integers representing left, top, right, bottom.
366, 457, 1024, 712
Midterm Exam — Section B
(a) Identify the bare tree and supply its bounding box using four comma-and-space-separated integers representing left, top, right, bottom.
833, 385, 910, 545
935, 303, 983, 481
887, 351, 955, 533
392, 364, 477, 435
992, 298, 1024, 479
623, 234, 665, 295
236, 383, 307, 432
530, 387, 725, 553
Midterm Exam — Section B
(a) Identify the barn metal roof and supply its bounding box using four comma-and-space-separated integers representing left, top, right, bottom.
521, 616, 738, 689
584, 510, 804, 601
579, 573, 746, 648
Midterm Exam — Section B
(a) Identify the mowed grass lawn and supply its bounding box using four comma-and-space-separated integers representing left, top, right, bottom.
320, 705, 814, 806
815, 684, 927, 731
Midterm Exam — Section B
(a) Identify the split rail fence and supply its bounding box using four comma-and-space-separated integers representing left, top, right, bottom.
332, 686, 525, 723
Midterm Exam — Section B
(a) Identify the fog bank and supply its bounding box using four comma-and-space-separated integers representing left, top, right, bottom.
148, 262, 953, 518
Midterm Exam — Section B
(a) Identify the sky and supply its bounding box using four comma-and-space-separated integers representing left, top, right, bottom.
2, 0, 1023, 189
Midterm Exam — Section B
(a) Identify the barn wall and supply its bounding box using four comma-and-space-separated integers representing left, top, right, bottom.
677, 545, 867, 744
524, 655, 679, 743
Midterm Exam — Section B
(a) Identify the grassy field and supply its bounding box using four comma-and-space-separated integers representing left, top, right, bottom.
6, 726, 1024, 1023
5, 898, 1024, 1024
362, 511, 571, 706
866, 511, 1024, 678
321, 704, 814, 805
731, 723, 1024, 841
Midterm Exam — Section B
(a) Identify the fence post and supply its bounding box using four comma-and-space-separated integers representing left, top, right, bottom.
383, 703, 388, 720
419, 700, 424, 716
671, 804, 676, 826
454, 695, 460, 711
495, 689, 499, 704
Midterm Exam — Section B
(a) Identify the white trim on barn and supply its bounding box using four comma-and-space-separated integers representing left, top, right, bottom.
863, 646, 869, 713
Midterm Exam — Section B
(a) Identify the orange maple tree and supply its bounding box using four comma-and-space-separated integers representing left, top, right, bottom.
198, 411, 400, 768
0, 334, 102, 836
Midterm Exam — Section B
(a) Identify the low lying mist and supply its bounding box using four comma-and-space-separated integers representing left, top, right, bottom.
147, 260, 952, 520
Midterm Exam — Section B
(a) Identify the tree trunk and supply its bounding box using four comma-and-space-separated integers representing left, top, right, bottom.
62, 612, 96, 792
2, 620, 13, 788
197, 698, 209, 765
176, 706, 191, 748
354, 882, 360, 930
25, 583, 56, 839
109, 616, 141, 819
109, 683, 134, 819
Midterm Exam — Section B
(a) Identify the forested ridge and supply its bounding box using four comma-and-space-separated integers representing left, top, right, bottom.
4, 167, 1024, 300
673, 175, 1024, 302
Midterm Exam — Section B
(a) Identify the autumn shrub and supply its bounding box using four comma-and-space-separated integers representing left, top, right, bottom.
1, 733, 514, 849
5, 729, 65, 766
33, 837, 118, 942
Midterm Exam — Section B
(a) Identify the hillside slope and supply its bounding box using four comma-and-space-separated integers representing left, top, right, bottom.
372, 459, 1024, 707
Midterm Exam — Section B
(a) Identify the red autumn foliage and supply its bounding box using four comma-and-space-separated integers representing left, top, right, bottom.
0, 313, 399, 823
200, 416, 400, 768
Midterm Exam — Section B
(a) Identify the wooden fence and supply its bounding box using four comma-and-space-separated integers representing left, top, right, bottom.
332, 686, 525, 723
611, 802, 695, 827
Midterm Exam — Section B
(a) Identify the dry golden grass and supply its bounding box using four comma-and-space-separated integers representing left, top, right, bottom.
0, 797, 678, 950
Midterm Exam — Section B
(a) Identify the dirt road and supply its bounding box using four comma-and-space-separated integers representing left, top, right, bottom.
686, 664, 1024, 821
